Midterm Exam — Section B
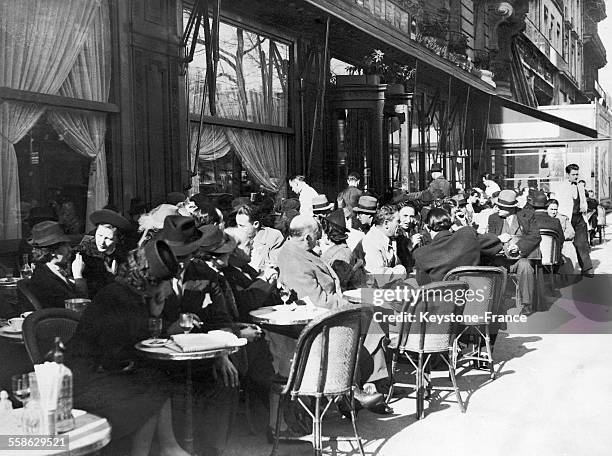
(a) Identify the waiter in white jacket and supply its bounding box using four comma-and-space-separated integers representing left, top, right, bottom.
551, 163, 593, 277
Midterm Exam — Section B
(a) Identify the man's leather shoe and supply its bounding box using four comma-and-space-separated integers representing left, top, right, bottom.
520, 305, 534, 316
582, 269, 595, 278
353, 389, 393, 414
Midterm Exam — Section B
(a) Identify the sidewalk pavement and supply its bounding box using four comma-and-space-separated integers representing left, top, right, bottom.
224, 223, 612, 456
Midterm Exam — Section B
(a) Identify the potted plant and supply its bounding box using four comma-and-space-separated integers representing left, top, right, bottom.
339, 50, 415, 91
338, 49, 387, 86
384, 62, 416, 94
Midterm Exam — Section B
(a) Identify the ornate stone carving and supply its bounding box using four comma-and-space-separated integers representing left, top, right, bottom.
487, 0, 529, 91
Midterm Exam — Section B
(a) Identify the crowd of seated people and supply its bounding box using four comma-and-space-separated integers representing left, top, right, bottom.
18, 167, 600, 455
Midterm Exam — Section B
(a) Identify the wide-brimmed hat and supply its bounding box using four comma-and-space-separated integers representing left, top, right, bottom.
312, 194, 334, 213
496, 190, 519, 208
25, 207, 57, 225
90, 209, 133, 232
143, 240, 179, 280
531, 191, 549, 209
29, 221, 71, 247
160, 215, 207, 256
353, 196, 378, 214
198, 225, 237, 254
166, 192, 187, 206
325, 209, 348, 232
430, 163, 443, 172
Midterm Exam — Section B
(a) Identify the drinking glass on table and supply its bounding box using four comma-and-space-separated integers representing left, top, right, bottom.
179, 313, 194, 335
11, 373, 30, 404
278, 282, 291, 306
148, 317, 163, 341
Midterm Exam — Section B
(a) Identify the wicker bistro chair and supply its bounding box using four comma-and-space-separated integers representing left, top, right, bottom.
23, 308, 81, 365
385, 281, 469, 420
269, 306, 373, 456
535, 228, 563, 308
443, 266, 508, 380
17, 278, 43, 311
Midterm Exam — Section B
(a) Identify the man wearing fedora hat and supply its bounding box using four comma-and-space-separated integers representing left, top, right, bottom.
28, 221, 88, 309
347, 195, 378, 252
487, 190, 541, 315
79, 208, 134, 298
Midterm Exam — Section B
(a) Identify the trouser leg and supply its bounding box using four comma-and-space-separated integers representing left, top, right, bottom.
511, 258, 534, 305
572, 215, 593, 272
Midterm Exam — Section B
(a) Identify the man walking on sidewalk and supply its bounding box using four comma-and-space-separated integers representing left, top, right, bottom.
551, 164, 594, 277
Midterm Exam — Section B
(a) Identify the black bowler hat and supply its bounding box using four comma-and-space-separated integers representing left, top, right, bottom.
90, 209, 133, 232
430, 163, 442, 172
531, 191, 549, 209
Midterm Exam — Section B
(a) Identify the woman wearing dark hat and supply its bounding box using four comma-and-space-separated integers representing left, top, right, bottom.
28, 221, 88, 309
80, 208, 135, 298
320, 209, 367, 290
65, 241, 190, 456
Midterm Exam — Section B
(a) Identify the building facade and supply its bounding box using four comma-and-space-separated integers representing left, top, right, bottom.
0, 0, 601, 248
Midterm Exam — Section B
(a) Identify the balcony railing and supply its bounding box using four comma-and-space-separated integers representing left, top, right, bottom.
523, 17, 566, 70
349, 0, 411, 34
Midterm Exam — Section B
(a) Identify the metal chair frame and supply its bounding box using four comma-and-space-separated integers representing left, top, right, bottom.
385, 281, 469, 419
443, 266, 507, 380
17, 278, 43, 311
22, 308, 81, 365
270, 306, 373, 456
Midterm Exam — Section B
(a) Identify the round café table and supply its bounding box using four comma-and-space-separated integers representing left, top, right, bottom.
250, 305, 329, 326
135, 341, 241, 455
0, 408, 111, 455
0, 325, 23, 344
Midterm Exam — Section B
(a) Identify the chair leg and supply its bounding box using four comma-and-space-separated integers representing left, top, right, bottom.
385, 351, 397, 405
348, 392, 365, 456
244, 389, 257, 435
446, 350, 465, 413
313, 396, 322, 456
416, 352, 424, 420
484, 325, 495, 379
269, 394, 284, 456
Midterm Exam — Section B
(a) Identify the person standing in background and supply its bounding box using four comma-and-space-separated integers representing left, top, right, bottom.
288, 175, 319, 216
551, 164, 594, 278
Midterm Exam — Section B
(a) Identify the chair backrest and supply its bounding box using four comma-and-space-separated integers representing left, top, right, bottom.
23, 308, 81, 365
17, 279, 43, 311
539, 228, 562, 266
397, 281, 469, 354
285, 306, 373, 398
443, 266, 507, 324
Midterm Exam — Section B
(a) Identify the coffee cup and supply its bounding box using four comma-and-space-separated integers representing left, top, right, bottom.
8, 317, 24, 332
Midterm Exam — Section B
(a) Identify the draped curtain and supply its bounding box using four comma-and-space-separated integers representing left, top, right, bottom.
48, 0, 110, 232
0, 0, 99, 239
188, 123, 231, 195
216, 90, 287, 193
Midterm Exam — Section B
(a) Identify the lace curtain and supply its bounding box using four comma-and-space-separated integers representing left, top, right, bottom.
0, 0, 99, 239
48, 0, 111, 232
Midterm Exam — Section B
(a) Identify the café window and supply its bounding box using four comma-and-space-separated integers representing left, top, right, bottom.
14, 114, 96, 237
185, 12, 291, 195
